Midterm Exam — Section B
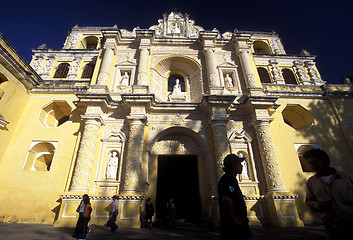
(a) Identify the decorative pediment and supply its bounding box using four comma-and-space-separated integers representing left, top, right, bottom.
149, 12, 204, 39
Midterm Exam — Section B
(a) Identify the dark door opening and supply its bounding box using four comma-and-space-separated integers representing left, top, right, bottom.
156, 155, 202, 223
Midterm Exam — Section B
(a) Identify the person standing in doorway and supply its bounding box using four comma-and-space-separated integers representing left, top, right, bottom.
218, 154, 252, 240
166, 198, 176, 227
107, 195, 119, 232
304, 148, 353, 240
145, 198, 155, 228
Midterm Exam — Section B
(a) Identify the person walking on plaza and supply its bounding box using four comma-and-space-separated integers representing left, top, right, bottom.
145, 198, 155, 228
218, 154, 252, 240
72, 194, 92, 240
107, 195, 119, 232
304, 148, 353, 240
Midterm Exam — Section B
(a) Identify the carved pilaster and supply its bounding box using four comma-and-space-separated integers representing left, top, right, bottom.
305, 61, 325, 86
293, 61, 310, 85
122, 118, 145, 194
211, 120, 230, 180
269, 59, 285, 84
70, 119, 101, 192
252, 120, 286, 193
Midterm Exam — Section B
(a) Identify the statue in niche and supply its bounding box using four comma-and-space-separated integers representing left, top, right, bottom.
121, 72, 129, 86
238, 152, 250, 180
172, 23, 181, 34
105, 151, 119, 179
171, 79, 182, 96
225, 74, 233, 87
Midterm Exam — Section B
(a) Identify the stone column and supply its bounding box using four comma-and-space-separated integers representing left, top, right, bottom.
201, 31, 222, 94
205, 48, 220, 87
238, 49, 257, 88
136, 46, 149, 86
70, 118, 102, 192
211, 120, 230, 180
122, 118, 145, 194
96, 46, 115, 86
134, 30, 153, 93
252, 120, 286, 193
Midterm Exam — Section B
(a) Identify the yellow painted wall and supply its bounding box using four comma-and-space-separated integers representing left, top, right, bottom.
0, 94, 82, 224
269, 98, 353, 223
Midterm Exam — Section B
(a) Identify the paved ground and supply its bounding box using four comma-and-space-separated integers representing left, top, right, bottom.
0, 222, 327, 240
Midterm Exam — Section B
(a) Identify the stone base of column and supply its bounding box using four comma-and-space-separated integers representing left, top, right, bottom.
208, 86, 224, 95
132, 85, 149, 94
91, 84, 109, 93
54, 195, 143, 228
263, 193, 304, 227
247, 87, 264, 96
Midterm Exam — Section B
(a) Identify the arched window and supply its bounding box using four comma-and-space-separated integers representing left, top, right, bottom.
23, 141, 57, 171
81, 63, 95, 79
38, 101, 72, 127
168, 74, 185, 92
296, 144, 317, 172
282, 69, 297, 85
54, 63, 70, 78
257, 67, 272, 83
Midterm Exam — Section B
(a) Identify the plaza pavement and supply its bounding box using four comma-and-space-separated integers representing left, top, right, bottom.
0, 221, 326, 240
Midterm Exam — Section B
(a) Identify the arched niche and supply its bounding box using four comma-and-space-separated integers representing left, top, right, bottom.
151, 56, 203, 102
82, 36, 99, 49
229, 129, 259, 196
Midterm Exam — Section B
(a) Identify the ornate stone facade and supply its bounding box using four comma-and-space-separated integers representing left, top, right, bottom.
2, 12, 352, 229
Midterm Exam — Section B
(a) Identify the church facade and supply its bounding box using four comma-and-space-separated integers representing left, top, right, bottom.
0, 12, 352, 228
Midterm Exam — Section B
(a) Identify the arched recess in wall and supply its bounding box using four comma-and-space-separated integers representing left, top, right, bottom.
38, 101, 72, 127
253, 41, 272, 54
295, 144, 318, 172
151, 56, 203, 102
82, 36, 99, 49
23, 141, 57, 171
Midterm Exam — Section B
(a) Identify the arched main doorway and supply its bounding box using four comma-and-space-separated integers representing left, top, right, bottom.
156, 154, 201, 222
147, 127, 212, 223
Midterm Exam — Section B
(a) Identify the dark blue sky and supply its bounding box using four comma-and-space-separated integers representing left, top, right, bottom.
1, 0, 352, 84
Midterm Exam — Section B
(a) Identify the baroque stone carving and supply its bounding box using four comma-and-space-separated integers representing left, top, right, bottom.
253, 122, 285, 192
123, 120, 145, 192
70, 121, 101, 191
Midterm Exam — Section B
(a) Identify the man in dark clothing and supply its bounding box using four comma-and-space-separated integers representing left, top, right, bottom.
304, 148, 353, 240
218, 154, 252, 240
